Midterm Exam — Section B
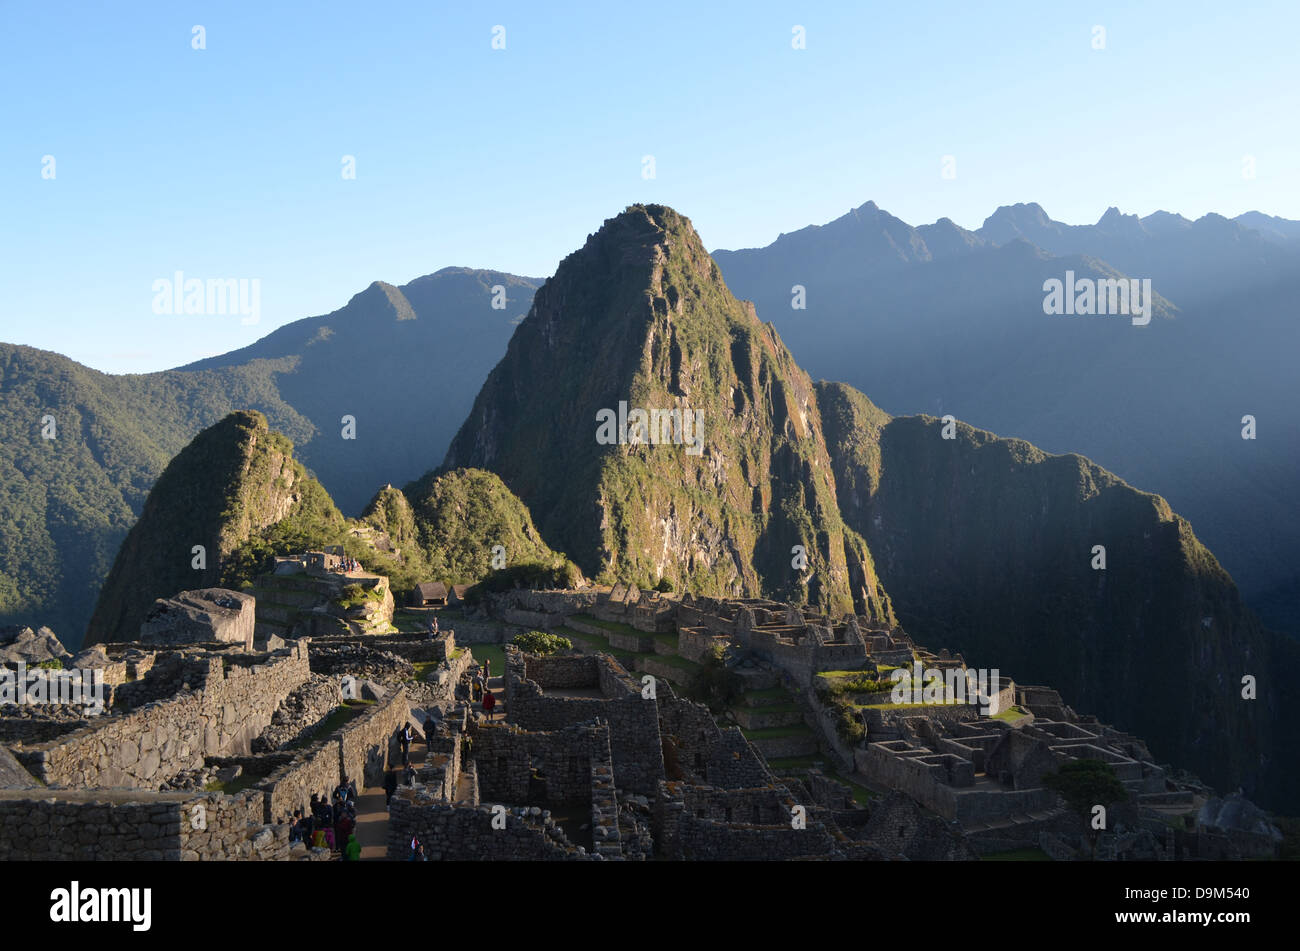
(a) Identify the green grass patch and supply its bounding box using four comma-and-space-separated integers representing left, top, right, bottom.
991, 705, 1029, 722
470, 644, 507, 677
570, 614, 643, 638
411, 661, 439, 682
732, 702, 802, 716
741, 725, 814, 740
290, 700, 371, 748
558, 626, 638, 664
827, 770, 877, 805
646, 654, 701, 673
744, 686, 796, 701
766, 756, 820, 771
651, 631, 679, 649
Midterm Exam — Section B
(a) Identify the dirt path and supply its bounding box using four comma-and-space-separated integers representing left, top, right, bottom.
354, 743, 427, 860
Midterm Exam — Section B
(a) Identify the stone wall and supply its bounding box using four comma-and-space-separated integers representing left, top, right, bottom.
653, 782, 837, 860
15, 643, 310, 790
520, 653, 601, 690
0, 717, 90, 744
258, 739, 342, 824
335, 687, 410, 788
471, 721, 606, 807
506, 653, 664, 796
0, 788, 298, 861
386, 792, 592, 860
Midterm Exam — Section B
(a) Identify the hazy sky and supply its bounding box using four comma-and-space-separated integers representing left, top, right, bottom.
2, 0, 1296, 373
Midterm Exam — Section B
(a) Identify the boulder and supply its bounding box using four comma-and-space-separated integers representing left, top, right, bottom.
0, 625, 70, 665
139, 589, 256, 650
69, 645, 110, 669
0, 745, 39, 789
359, 680, 387, 702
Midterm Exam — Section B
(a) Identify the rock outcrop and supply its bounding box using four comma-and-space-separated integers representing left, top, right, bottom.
0, 625, 70, 665
139, 588, 256, 650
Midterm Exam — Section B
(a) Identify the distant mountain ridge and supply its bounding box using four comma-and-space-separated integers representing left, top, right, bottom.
0, 267, 539, 645
714, 201, 1300, 636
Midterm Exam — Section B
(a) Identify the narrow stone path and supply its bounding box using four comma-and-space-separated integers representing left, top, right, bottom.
354, 741, 427, 860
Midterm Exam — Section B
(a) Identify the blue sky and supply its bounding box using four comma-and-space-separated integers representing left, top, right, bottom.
2, 0, 1296, 373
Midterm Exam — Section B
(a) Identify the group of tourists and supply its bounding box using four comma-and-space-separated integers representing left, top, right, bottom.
336, 555, 362, 573
288, 779, 361, 860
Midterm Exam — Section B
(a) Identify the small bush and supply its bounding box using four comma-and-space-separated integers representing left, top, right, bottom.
512, 630, 573, 655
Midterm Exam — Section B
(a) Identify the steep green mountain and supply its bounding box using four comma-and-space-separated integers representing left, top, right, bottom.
817, 380, 1298, 811
0, 344, 313, 645
444, 204, 894, 622
0, 268, 539, 646
396, 467, 572, 585
715, 201, 1300, 636
85, 411, 344, 644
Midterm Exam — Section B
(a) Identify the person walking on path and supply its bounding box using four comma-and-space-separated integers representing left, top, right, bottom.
482, 689, 497, 722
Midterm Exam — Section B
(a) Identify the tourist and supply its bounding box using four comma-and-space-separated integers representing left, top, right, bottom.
482, 689, 496, 722
343, 832, 361, 862
400, 722, 414, 765
335, 808, 354, 848
483, 659, 490, 681
311, 826, 329, 850
288, 810, 304, 844
409, 842, 427, 861
403, 763, 416, 786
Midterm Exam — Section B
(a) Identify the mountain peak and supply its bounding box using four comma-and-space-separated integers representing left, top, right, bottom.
978, 202, 1057, 243
1096, 206, 1143, 233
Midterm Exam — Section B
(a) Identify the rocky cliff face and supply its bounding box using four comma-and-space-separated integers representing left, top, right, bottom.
444, 205, 893, 621
817, 380, 1296, 810
86, 411, 342, 644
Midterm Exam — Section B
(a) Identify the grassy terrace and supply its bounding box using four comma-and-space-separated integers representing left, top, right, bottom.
469, 644, 507, 677
556, 625, 701, 676
740, 725, 814, 740
991, 705, 1029, 722
295, 700, 374, 746
732, 701, 803, 715
746, 685, 797, 701
555, 625, 637, 665
411, 661, 439, 682
570, 614, 643, 638
764, 757, 876, 805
